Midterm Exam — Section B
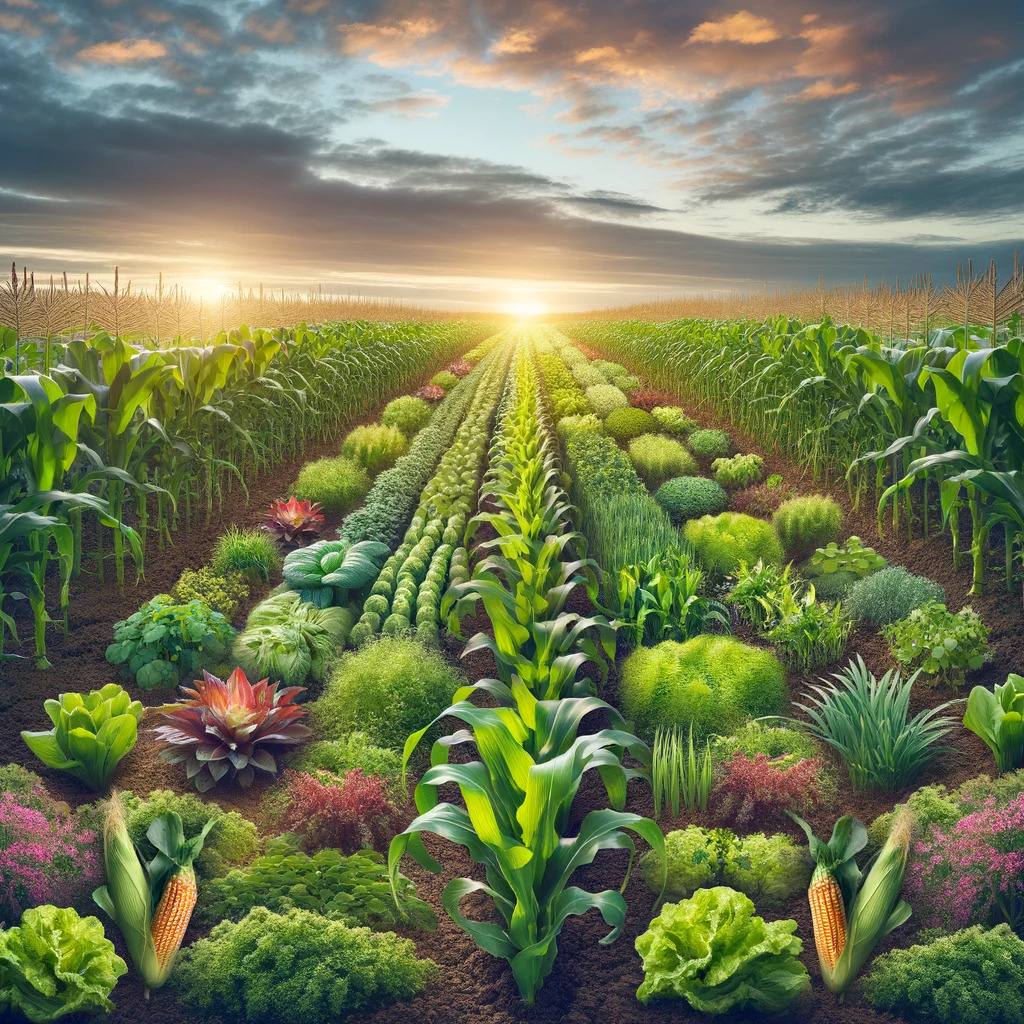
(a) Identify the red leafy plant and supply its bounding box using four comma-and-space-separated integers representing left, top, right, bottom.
630, 389, 676, 412
713, 753, 824, 828
574, 343, 601, 360
261, 496, 325, 548
153, 669, 311, 792
416, 383, 445, 401
447, 359, 473, 378
275, 768, 402, 854
730, 481, 797, 518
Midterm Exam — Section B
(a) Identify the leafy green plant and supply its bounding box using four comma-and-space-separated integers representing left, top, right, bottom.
654, 475, 728, 521
687, 428, 731, 459
765, 597, 851, 672
628, 435, 698, 489
651, 406, 697, 435
282, 538, 390, 608
172, 907, 436, 1024
291, 456, 370, 516
0, 905, 126, 1023
846, 565, 945, 625
619, 635, 787, 739
811, 535, 886, 577
863, 924, 1024, 1024
585, 382, 628, 418
652, 725, 712, 817
772, 494, 843, 557
21, 683, 143, 792
685, 512, 785, 577
211, 526, 279, 583
288, 734, 404, 794
635, 886, 809, 1013
603, 406, 656, 442
429, 370, 458, 391
725, 558, 799, 630
712, 453, 764, 488
198, 837, 433, 930
106, 595, 236, 690
790, 655, 956, 791
170, 566, 248, 620
963, 674, 1024, 772
340, 424, 409, 476
554, 412, 603, 443
883, 601, 992, 686
381, 395, 431, 436
710, 720, 823, 773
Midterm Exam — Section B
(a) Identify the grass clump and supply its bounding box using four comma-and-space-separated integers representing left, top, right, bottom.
687, 428, 731, 459
619, 635, 786, 740
629, 437, 698, 489
292, 456, 371, 516
585, 383, 629, 418
684, 512, 784, 577
381, 395, 431, 436
771, 494, 843, 557
212, 526, 280, 583
654, 476, 728, 522
845, 565, 945, 625
341, 424, 409, 476
604, 407, 657, 442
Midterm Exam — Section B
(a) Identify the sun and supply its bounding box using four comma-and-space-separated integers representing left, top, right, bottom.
503, 297, 546, 319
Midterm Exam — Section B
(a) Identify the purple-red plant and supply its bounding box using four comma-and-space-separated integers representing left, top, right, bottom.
447, 359, 472, 378
416, 383, 445, 402
905, 793, 1024, 932
630, 389, 676, 412
153, 669, 311, 792
714, 753, 823, 828
276, 769, 401, 854
0, 789, 101, 926
730, 481, 797, 518
261, 496, 325, 548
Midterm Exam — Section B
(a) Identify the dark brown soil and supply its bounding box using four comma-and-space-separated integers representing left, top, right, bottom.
3, 342, 1018, 1024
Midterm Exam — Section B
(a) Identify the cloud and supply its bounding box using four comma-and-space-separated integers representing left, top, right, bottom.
688, 11, 780, 45
370, 90, 449, 117
793, 79, 860, 101
76, 37, 167, 63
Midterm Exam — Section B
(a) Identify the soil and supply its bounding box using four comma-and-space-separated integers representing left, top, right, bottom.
2, 340, 1018, 1024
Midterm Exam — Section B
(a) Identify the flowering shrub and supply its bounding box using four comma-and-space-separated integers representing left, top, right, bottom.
275, 769, 402, 854
713, 753, 824, 828
904, 793, 1024, 932
0, 782, 101, 924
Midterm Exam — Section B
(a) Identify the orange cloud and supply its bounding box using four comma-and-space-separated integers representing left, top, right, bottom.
339, 17, 441, 66
245, 15, 296, 45
794, 79, 861, 100
76, 38, 166, 63
688, 10, 780, 45
491, 28, 537, 55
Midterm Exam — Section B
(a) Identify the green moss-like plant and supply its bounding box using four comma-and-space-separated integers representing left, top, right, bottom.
287, 734, 404, 794
684, 512, 784, 576
381, 395, 431, 436
292, 456, 371, 517
772, 494, 843, 557
629, 437, 698, 489
170, 566, 249, 620
710, 720, 823, 772
654, 476, 728, 521
687, 428, 731, 459
341, 424, 409, 476
429, 370, 458, 391
604, 407, 657, 442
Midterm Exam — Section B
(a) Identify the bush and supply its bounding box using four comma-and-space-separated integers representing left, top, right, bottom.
711, 453, 764, 489
618, 635, 786, 739
629, 436, 698, 489
212, 526, 280, 583
863, 925, 1024, 1024
554, 412, 604, 443
585, 383, 629, 418
651, 406, 697, 435
684, 512, 785, 577
121, 789, 259, 878
592, 359, 627, 380
604, 407, 657, 442
802, 563, 859, 602
310, 636, 465, 751
710, 720, 822, 772
687, 428, 731, 459
171, 566, 249, 620
846, 565, 945, 625
654, 476, 728, 521
730, 479, 797, 517
429, 370, 458, 391
340, 424, 409, 476
292, 456, 371, 516
772, 494, 843, 557
612, 373, 641, 392
882, 601, 992, 687
172, 906, 437, 1024
550, 389, 590, 420
381, 395, 431, 436
287, 734, 404, 795
571, 363, 608, 388
765, 599, 852, 673
714, 752, 825, 827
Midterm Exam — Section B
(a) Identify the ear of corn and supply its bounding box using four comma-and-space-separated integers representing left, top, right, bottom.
807, 863, 847, 972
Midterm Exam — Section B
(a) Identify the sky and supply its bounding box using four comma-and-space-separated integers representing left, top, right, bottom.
1, 0, 1022, 311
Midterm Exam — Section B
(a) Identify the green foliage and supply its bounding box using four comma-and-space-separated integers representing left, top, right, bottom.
635, 887, 809, 1013
0, 906, 126, 1023
566, 432, 645, 501
429, 370, 458, 390
765, 597, 852, 673
710, 720, 823, 772
553, 412, 603, 443
883, 601, 992, 687
549, 389, 590, 420
654, 476, 728, 521
20, 683, 143, 793
585, 494, 689, 582
571, 362, 608, 388
687, 428, 731, 459
198, 837, 433, 931
846, 565, 945, 625
725, 559, 800, 630
801, 564, 859, 602
171, 566, 249, 620
612, 373, 641, 391
122, 789, 259, 878
340, 424, 409, 476
310, 636, 464, 751
711, 453, 764, 488
863, 925, 1024, 1024
685, 512, 785, 577
282, 538, 391, 608
603, 407, 656, 442
288, 735, 404, 794
592, 359, 627, 380
792, 655, 956, 791
212, 526, 280, 583
172, 906, 436, 1024
652, 726, 712, 817
619, 635, 787, 739
380, 395, 431, 436
106, 594, 235, 688
811, 535, 886, 577
963, 674, 1024, 773
651, 406, 697, 435
772, 494, 843, 557
628, 436, 698, 489
291, 456, 371, 516
585, 383, 629, 418
642, 827, 810, 906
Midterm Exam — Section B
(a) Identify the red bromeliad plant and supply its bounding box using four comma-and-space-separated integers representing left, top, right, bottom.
261, 496, 325, 548
153, 669, 311, 792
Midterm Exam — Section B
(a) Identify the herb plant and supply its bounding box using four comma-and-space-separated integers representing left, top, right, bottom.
340, 424, 409, 476
628, 435, 698, 488
811, 535, 886, 576
712, 453, 764, 488
845, 565, 944, 625
684, 511, 785, 577
654, 476, 728, 521
381, 395, 431, 436
651, 725, 712, 818
963, 674, 1024, 772
651, 406, 697, 435
686, 428, 731, 459
882, 601, 992, 686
